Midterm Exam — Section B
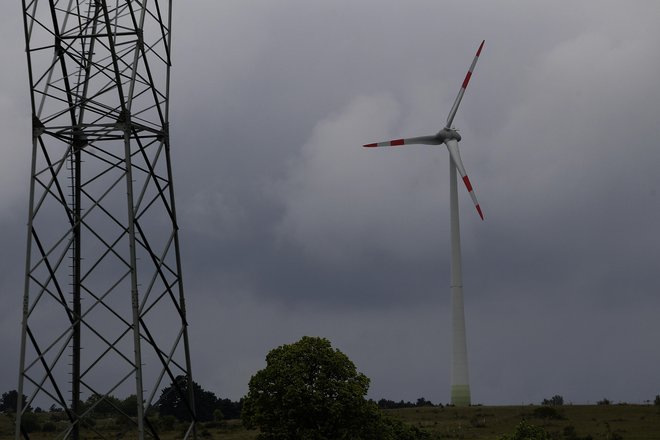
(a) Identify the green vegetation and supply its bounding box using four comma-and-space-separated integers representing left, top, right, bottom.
499, 419, 551, 440
242, 336, 429, 439
1, 377, 242, 439
3, 345, 660, 440
542, 395, 564, 406
2, 402, 660, 439
384, 404, 660, 440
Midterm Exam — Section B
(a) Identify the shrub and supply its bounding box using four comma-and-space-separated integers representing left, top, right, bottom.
542, 395, 564, 406
19, 412, 40, 433
532, 406, 564, 420
500, 419, 551, 440
470, 416, 487, 428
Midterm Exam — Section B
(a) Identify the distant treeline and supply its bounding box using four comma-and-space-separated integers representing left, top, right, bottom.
5, 385, 441, 422
215, 398, 242, 420
375, 397, 439, 409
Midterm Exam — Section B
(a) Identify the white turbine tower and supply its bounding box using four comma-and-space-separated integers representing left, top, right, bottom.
363, 41, 485, 406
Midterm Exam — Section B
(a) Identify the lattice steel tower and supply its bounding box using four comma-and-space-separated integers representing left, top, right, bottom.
17, 1, 196, 438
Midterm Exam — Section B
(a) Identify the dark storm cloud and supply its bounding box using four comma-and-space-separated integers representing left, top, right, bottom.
2, 0, 659, 405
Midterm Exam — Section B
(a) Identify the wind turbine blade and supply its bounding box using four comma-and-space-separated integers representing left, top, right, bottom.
363, 135, 440, 147
445, 139, 484, 220
445, 40, 485, 129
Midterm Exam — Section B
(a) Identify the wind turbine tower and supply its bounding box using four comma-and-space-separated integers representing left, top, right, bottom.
17, 1, 197, 438
364, 41, 485, 407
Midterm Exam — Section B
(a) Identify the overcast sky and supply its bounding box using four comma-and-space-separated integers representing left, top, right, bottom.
1, 1, 659, 406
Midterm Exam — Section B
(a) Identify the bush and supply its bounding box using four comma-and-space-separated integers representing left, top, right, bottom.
500, 420, 551, 440
19, 412, 40, 433
470, 416, 487, 428
542, 395, 564, 406
597, 398, 611, 405
563, 425, 594, 440
532, 406, 564, 420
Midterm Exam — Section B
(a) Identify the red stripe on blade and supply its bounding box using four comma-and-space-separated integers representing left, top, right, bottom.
462, 176, 473, 192
476, 205, 484, 220
390, 139, 405, 146
476, 40, 485, 57
363, 143, 378, 147
461, 71, 473, 89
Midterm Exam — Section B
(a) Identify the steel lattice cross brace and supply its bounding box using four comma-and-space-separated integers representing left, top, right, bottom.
17, 1, 197, 439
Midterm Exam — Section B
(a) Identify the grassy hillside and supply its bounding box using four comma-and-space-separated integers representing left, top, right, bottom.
2, 404, 659, 439
386, 404, 660, 439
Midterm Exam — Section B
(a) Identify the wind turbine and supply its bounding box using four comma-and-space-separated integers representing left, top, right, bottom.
363, 40, 485, 406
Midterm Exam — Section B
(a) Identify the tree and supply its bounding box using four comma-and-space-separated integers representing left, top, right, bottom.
82, 393, 122, 416
416, 397, 434, 407
216, 398, 242, 420
119, 394, 138, 417
541, 395, 563, 406
156, 375, 218, 422
242, 336, 429, 440
654, 395, 660, 406
1, 390, 31, 413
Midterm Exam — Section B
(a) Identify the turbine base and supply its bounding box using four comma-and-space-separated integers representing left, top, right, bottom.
451, 384, 472, 406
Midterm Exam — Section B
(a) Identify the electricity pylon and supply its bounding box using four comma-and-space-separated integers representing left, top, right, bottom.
17, 1, 196, 439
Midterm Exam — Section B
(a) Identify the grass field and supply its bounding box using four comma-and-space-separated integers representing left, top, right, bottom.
385, 404, 660, 439
2, 404, 659, 439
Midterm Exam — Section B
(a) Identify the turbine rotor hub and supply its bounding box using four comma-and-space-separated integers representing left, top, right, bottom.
437, 127, 461, 143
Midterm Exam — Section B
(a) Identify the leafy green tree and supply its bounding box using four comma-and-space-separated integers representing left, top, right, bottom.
119, 394, 138, 417
541, 395, 563, 406
416, 397, 434, 407
242, 336, 429, 440
157, 375, 218, 422
500, 419, 551, 440
217, 397, 242, 419
82, 393, 122, 416
0, 390, 31, 413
